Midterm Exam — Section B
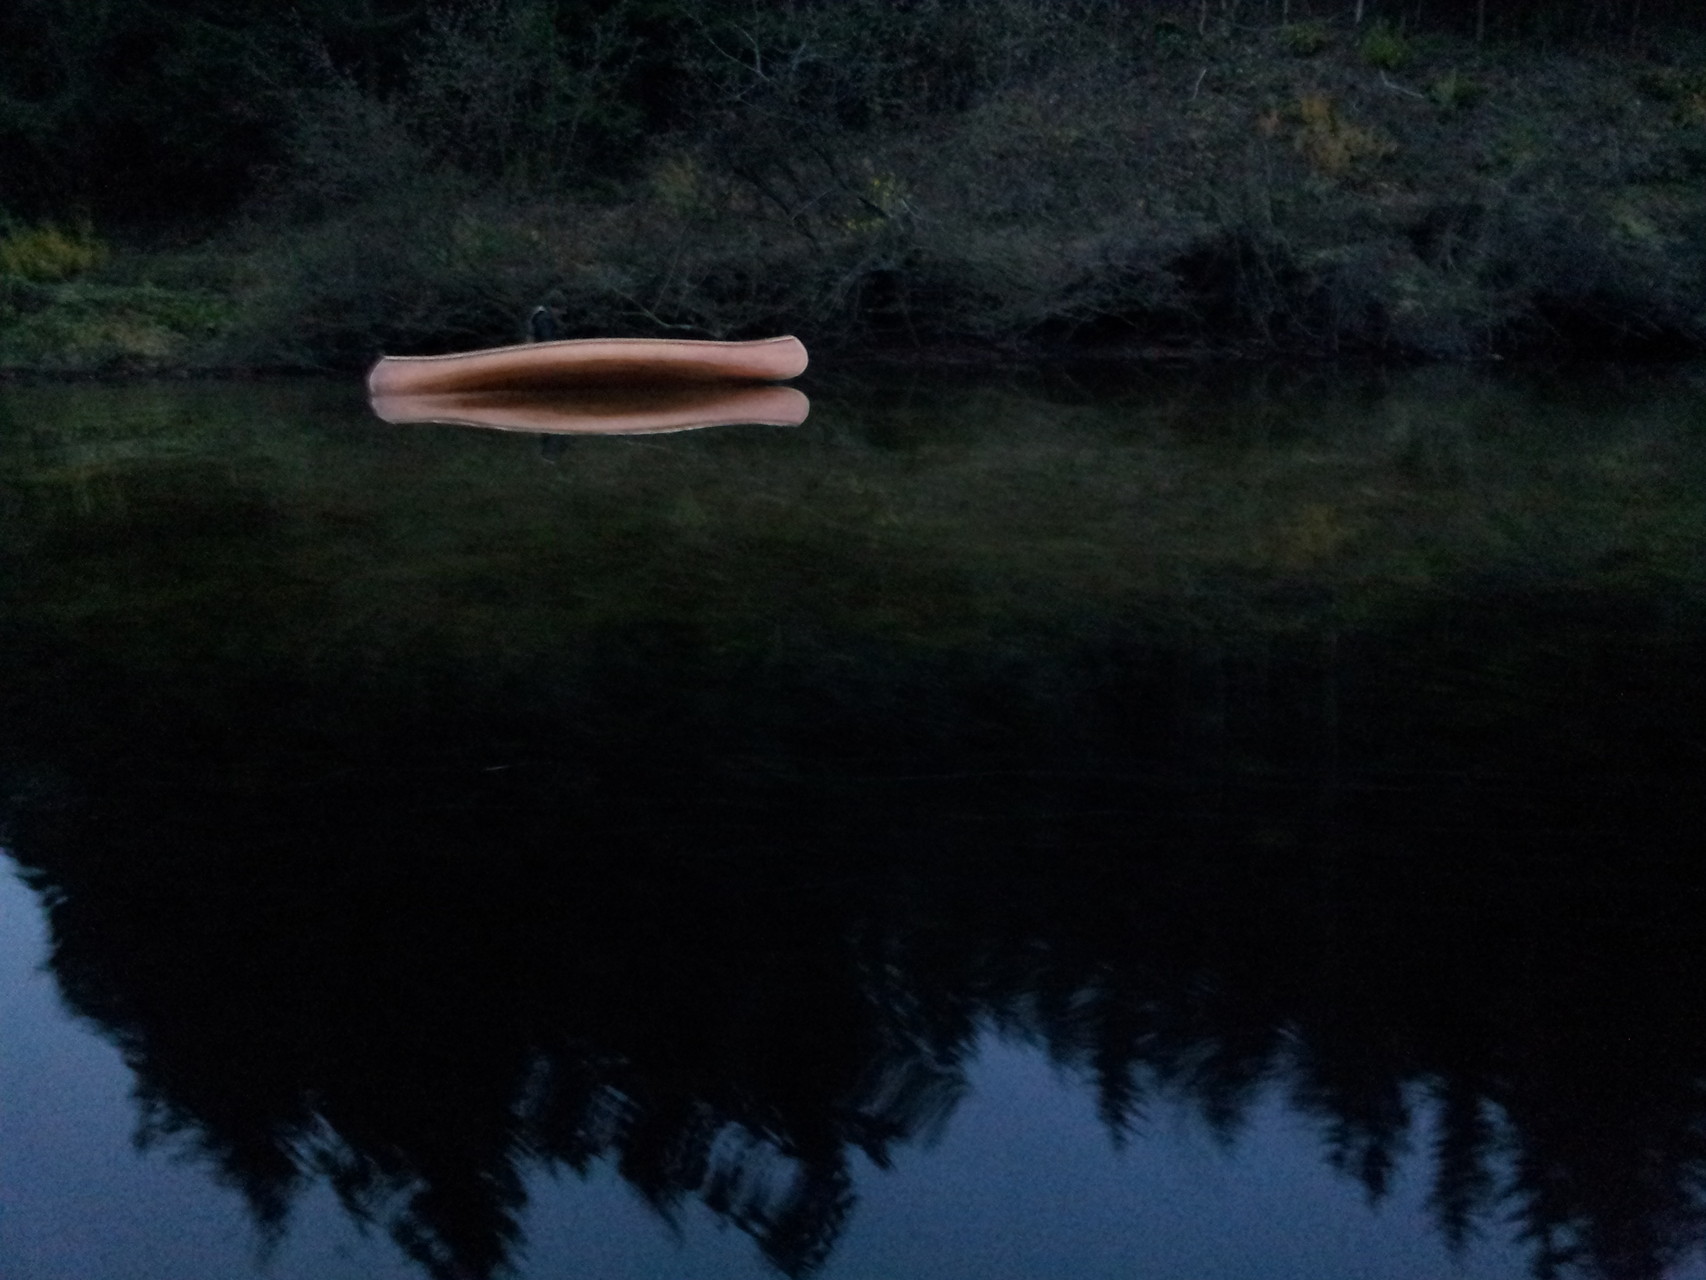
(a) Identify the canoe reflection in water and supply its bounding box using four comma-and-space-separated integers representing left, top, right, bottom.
369, 383, 811, 437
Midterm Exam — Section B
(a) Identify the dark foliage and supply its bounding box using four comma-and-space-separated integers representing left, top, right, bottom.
4, 0, 1704, 227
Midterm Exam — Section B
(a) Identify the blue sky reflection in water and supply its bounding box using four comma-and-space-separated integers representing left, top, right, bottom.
2, 367, 1706, 1280
0, 859, 1527, 1280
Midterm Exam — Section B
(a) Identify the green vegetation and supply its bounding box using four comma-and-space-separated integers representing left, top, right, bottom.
3, 1, 1706, 372
1359, 20, 1411, 70
1281, 21, 1334, 57
0, 220, 108, 281
1427, 69, 1482, 110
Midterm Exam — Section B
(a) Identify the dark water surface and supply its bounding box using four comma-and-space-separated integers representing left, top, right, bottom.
2, 366, 1705, 1280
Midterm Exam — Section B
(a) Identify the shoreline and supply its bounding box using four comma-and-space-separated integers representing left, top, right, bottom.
1, 335, 1695, 387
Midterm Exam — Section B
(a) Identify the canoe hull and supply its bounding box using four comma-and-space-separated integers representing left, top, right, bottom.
366, 336, 808, 396
368, 385, 810, 435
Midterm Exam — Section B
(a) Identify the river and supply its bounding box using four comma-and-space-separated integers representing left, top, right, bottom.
1, 363, 1704, 1280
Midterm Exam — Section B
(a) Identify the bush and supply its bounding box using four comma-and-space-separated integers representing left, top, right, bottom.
1361, 22, 1411, 71
1633, 66, 1706, 102
1281, 21, 1333, 57
1636, 67, 1706, 124
228, 196, 544, 368
1430, 71, 1483, 111
1292, 95, 1397, 179
399, 0, 645, 191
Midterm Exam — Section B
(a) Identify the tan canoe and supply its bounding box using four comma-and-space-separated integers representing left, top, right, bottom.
366, 335, 808, 396
368, 384, 810, 435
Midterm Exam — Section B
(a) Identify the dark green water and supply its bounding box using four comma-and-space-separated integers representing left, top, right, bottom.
2, 366, 1705, 1280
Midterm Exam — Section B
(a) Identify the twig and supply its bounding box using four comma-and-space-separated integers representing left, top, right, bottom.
612, 289, 714, 336
1380, 71, 1425, 99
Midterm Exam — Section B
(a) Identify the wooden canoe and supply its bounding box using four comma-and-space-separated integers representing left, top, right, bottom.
366, 335, 808, 396
368, 385, 810, 435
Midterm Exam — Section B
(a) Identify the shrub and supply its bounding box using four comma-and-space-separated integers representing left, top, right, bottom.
1642, 68, 1706, 123
1281, 21, 1333, 57
1633, 66, 1706, 102
650, 155, 711, 219
1293, 95, 1397, 178
228, 194, 542, 367
1360, 22, 1410, 71
0, 221, 109, 281
399, 0, 644, 191
1430, 71, 1483, 111
1637, 69, 1706, 124
1152, 16, 1196, 60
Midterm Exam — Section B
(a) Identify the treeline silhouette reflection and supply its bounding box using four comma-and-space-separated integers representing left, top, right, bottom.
3, 585, 1704, 1280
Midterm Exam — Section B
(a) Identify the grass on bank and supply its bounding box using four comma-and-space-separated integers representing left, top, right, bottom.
0, 221, 236, 375
0, 277, 234, 376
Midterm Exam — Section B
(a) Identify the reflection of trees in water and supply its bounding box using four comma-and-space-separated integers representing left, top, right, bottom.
5, 594, 1706, 1280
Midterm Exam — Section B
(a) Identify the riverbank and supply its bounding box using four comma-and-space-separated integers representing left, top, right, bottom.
5, 10, 1706, 377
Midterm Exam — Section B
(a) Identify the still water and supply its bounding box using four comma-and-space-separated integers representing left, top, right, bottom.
1, 365, 1704, 1280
